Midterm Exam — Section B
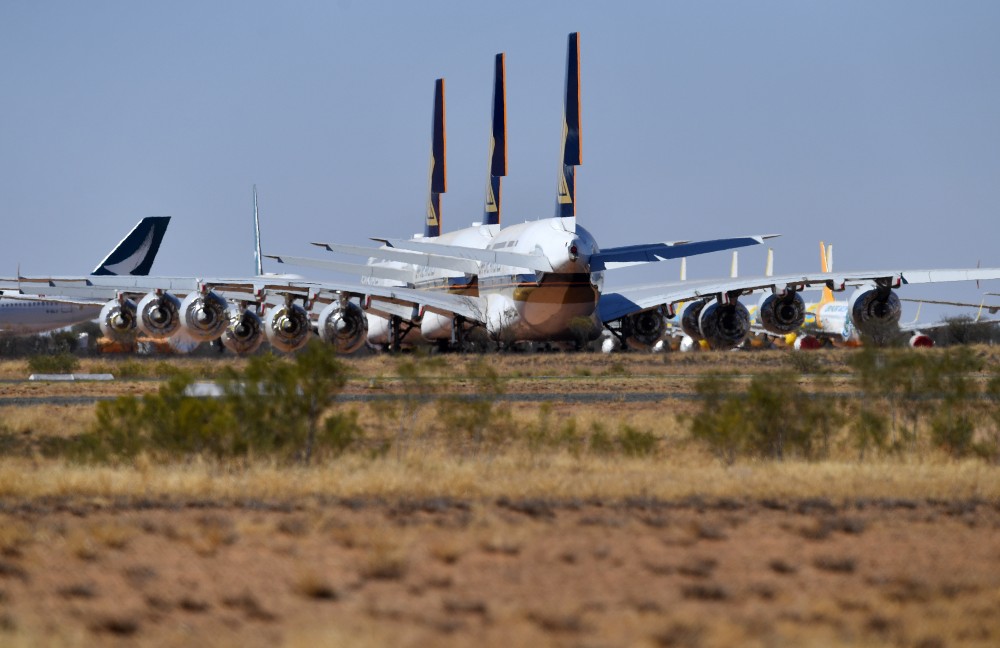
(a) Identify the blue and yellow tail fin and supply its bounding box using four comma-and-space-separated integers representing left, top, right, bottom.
556, 32, 581, 220
425, 78, 447, 238
483, 53, 508, 226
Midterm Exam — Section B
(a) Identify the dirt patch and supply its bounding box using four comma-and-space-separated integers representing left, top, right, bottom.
0, 497, 998, 647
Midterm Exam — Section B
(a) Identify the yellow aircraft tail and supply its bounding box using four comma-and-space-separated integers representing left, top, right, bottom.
819, 241, 835, 306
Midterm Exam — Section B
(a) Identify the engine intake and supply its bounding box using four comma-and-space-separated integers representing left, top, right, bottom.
698, 301, 751, 349
221, 307, 264, 355
848, 288, 901, 344
624, 309, 667, 348
180, 291, 229, 341
99, 299, 137, 343
680, 299, 709, 340
318, 301, 368, 354
266, 304, 311, 353
757, 292, 805, 335
137, 292, 181, 338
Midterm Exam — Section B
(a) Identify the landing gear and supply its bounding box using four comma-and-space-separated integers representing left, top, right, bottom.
388, 315, 415, 353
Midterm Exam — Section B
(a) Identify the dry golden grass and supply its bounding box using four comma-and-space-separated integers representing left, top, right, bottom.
0, 453, 997, 503
0, 405, 96, 438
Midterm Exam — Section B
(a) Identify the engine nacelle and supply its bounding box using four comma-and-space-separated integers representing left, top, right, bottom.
624, 309, 668, 348
680, 299, 709, 340
698, 301, 751, 349
848, 288, 901, 343
318, 301, 368, 354
909, 333, 934, 348
99, 299, 137, 343
136, 292, 181, 339
266, 303, 311, 353
757, 292, 806, 335
221, 307, 264, 355
180, 291, 229, 342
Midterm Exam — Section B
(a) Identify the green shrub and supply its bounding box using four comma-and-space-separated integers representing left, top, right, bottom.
436, 359, 510, 449
588, 423, 615, 455
83, 341, 356, 464
27, 353, 80, 374
687, 371, 831, 462
618, 425, 657, 457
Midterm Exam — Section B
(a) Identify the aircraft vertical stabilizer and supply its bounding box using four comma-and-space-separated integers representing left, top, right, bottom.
425, 78, 447, 238
484, 53, 508, 226
91, 216, 170, 276
556, 32, 581, 222
819, 241, 835, 305
253, 185, 264, 276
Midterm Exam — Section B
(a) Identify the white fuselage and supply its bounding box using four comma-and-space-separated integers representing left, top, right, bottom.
365, 218, 604, 346
477, 219, 602, 341
805, 301, 855, 341
0, 298, 101, 334
365, 224, 497, 345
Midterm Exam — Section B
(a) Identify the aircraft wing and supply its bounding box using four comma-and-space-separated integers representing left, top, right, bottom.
265, 254, 416, 284
591, 235, 779, 270
381, 238, 554, 272
0, 275, 487, 323
598, 267, 1000, 323
900, 297, 1000, 315
312, 241, 481, 275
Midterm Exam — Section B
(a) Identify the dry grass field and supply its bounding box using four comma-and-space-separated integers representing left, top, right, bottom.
1, 348, 999, 646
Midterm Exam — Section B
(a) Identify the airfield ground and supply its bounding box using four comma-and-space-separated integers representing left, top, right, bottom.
0, 349, 999, 647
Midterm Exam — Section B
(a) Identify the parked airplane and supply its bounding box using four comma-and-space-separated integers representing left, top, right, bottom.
778, 243, 1000, 349
4, 34, 1000, 356
274, 34, 773, 350
0, 216, 170, 335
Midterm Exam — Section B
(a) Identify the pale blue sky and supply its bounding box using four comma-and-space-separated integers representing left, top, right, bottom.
3, 2, 1000, 317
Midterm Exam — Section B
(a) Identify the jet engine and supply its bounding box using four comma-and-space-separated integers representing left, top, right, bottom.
909, 333, 934, 348
136, 292, 181, 338
318, 301, 368, 354
99, 298, 137, 343
680, 299, 710, 340
221, 307, 264, 355
757, 292, 806, 335
180, 291, 229, 342
848, 287, 901, 343
698, 301, 751, 349
265, 303, 311, 353
623, 309, 668, 348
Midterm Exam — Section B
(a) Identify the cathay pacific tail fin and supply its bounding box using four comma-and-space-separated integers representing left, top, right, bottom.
91, 216, 170, 276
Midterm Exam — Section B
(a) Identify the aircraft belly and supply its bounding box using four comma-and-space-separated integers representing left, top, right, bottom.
511, 280, 597, 338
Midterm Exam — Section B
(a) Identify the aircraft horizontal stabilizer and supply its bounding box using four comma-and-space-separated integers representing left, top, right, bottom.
591, 235, 779, 271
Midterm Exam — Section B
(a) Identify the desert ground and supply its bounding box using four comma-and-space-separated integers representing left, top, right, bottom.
1, 348, 999, 647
